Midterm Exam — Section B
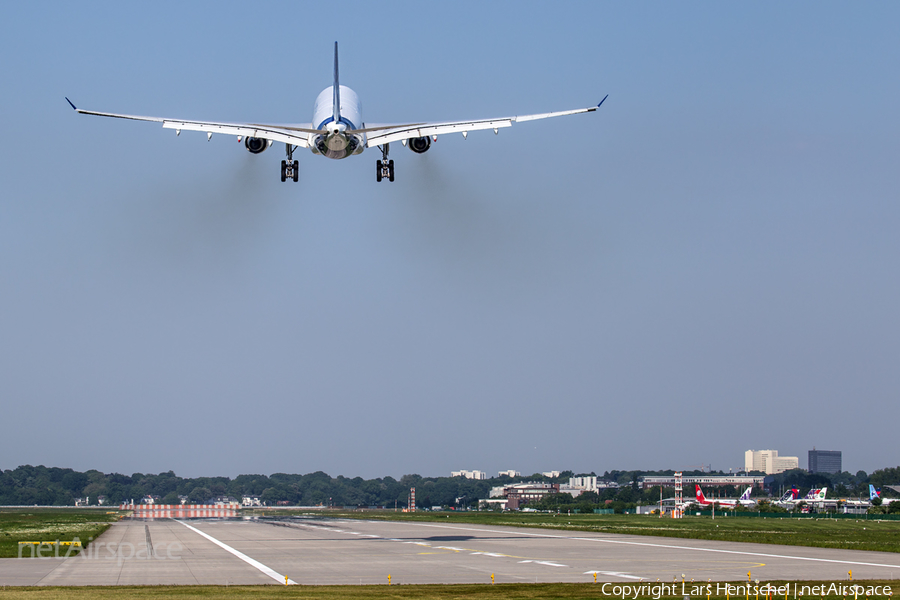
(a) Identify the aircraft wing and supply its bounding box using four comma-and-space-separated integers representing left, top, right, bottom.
364, 96, 608, 147
66, 98, 315, 148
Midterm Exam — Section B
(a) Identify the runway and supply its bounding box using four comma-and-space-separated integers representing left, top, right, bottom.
2, 517, 900, 586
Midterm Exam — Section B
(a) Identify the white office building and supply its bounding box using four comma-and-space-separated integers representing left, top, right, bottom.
569, 476, 598, 492
451, 470, 487, 480
744, 449, 799, 475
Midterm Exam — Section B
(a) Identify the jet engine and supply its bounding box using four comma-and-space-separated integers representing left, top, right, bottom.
244, 137, 269, 154
407, 136, 431, 154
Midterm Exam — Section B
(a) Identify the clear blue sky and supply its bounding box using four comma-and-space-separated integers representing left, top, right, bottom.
1, 2, 898, 479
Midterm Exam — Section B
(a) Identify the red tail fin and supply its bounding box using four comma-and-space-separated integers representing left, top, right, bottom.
695, 485, 706, 503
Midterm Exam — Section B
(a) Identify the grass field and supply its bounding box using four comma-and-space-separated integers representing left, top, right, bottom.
0, 582, 896, 600
0, 509, 120, 558
246, 510, 900, 554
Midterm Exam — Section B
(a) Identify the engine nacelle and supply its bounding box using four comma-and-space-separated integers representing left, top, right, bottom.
244, 137, 269, 154
407, 136, 431, 154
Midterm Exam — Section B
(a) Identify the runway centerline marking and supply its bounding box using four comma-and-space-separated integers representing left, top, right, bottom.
177, 520, 296, 585
292, 521, 556, 567
381, 521, 900, 571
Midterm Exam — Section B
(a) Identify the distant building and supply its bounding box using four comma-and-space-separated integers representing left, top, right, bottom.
744, 449, 799, 475
808, 449, 842, 474
498, 470, 520, 478
213, 496, 240, 507
542, 471, 561, 478
451, 470, 487, 480
558, 485, 585, 498
488, 482, 561, 510
569, 476, 598, 492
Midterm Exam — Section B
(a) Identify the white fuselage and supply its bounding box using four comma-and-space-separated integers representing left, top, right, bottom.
310, 85, 366, 160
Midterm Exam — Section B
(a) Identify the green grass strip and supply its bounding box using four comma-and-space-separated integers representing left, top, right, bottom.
0, 582, 896, 600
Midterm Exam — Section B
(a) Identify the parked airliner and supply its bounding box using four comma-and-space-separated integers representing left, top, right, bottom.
66, 43, 607, 183
694, 485, 757, 508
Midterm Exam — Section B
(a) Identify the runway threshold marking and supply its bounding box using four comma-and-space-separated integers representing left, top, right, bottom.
395, 522, 900, 571
177, 520, 296, 585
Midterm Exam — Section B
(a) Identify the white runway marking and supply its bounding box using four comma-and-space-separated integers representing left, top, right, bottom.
400, 522, 900, 571
586, 570, 643, 580
177, 520, 296, 585
296, 522, 570, 570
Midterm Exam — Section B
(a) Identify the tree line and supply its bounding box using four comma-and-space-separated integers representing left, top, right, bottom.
0, 466, 564, 507
0, 465, 895, 508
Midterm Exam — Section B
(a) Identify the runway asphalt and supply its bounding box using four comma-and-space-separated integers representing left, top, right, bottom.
2, 517, 899, 586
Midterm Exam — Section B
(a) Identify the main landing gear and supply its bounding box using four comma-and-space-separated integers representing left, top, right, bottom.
281, 143, 299, 182
376, 143, 394, 182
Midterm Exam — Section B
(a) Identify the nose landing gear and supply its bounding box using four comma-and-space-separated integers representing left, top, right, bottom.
376, 144, 394, 182
281, 144, 299, 182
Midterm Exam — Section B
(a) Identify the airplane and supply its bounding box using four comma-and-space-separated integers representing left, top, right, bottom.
694, 485, 756, 509
844, 485, 881, 509
781, 487, 800, 502
803, 488, 820, 500
773, 487, 800, 508
66, 42, 607, 183
800, 487, 828, 507
870, 484, 882, 501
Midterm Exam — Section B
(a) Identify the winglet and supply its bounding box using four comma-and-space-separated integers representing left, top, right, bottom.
597, 94, 608, 108
65, 97, 77, 111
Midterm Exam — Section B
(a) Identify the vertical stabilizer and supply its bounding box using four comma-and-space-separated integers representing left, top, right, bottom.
695, 485, 706, 503
870, 485, 881, 501
333, 41, 341, 125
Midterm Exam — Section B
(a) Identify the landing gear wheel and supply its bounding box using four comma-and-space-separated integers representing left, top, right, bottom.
376, 144, 393, 182
292, 160, 299, 182
280, 160, 287, 182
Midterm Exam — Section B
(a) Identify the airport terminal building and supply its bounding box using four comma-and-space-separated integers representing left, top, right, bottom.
640, 475, 765, 489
